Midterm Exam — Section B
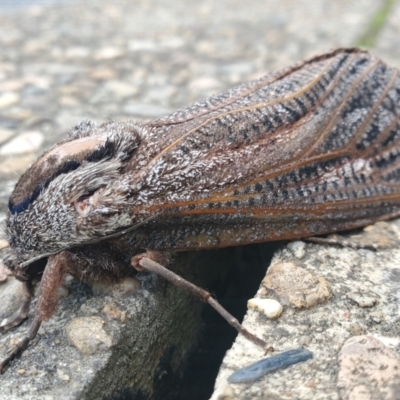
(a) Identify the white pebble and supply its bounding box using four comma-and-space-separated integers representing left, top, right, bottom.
0, 131, 44, 155
287, 241, 306, 259
0, 92, 19, 108
57, 369, 70, 382
247, 298, 283, 319
0, 129, 14, 145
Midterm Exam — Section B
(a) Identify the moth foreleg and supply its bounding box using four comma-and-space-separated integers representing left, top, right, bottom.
0, 280, 34, 333
0, 252, 68, 374
131, 251, 272, 352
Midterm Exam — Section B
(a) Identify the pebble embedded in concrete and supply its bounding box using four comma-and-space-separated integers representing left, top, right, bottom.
0, 131, 44, 155
94, 47, 124, 60
0, 277, 25, 321
338, 336, 400, 400
369, 311, 384, 324
247, 298, 283, 319
92, 276, 141, 298
65, 316, 112, 355
0, 154, 37, 173
287, 241, 306, 259
347, 292, 377, 308
102, 302, 122, 321
0, 92, 20, 108
262, 262, 331, 309
57, 369, 71, 382
0, 129, 14, 144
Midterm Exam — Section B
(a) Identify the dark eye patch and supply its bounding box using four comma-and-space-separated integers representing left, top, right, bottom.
86, 140, 115, 162
9, 160, 81, 214
9, 138, 117, 215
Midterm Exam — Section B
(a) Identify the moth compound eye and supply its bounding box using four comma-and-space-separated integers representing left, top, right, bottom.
75, 195, 91, 216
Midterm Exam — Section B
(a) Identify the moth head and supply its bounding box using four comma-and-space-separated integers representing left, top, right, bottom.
5, 121, 143, 267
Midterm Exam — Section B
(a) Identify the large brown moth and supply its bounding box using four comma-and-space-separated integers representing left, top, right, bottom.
1, 47, 400, 372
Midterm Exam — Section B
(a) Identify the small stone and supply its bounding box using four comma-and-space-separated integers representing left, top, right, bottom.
59, 96, 79, 107
287, 241, 306, 259
92, 277, 141, 298
298, 335, 311, 346
9, 337, 21, 348
120, 311, 127, 323
127, 39, 157, 51
112, 277, 141, 298
249, 385, 262, 397
262, 262, 331, 309
103, 80, 139, 98
347, 292, 377, 308
88, 68, 117, 80
57, 369, 70, 382
8, 108, 33, 120
257, 287, 268, 297
17, 369, 26, 375
0, 239, 9, 249
0, 277, 25, 320
145, 85, 177, 102
58, 285, 69, 299
216, 385, 235, 400
189, 77, 221, 91
0, 154, 37, 173
65, 316, 112, 355
370, 311, 384, 324
38, 326, 46, 335
0, 131, 44, 155
0, 92, 19, 108
123, 103, 172, 118
28, 366, 39, 376
338, 336, 400, 400
65, 46, 90, 58
103, 302, 122, 321
247, 298, 283, 319
0, 79, 26, 92
94, 47, 124, 60
349, 323, 365, 336
0, 129, 14, 145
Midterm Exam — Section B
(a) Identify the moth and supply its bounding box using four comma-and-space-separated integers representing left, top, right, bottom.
1, 47, 400, 372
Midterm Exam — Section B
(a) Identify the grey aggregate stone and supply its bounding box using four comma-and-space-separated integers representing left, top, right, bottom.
65, 316, 112, 355
0, 278, 25, 322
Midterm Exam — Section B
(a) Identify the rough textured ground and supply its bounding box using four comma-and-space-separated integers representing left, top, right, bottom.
211, 221, 400, 400
0, 0, 399, 399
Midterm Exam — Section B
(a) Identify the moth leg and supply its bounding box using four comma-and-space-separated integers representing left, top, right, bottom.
0, 252, 68, 374
132, 251, 273, 352
305, 235, 378, 251
0, 280, 34, 333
